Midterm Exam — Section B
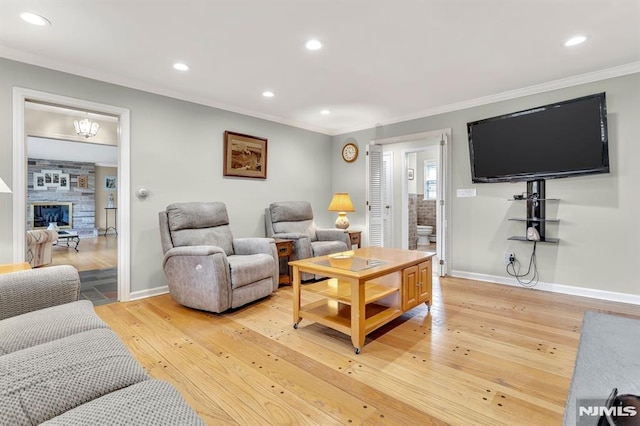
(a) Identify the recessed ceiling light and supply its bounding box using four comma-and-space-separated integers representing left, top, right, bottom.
321, 110, 331, 115
564, 35, 587, 47
20, 12, 51, 26
173, 62, 189, 71
262, 91, 275, 98
305, 39, 323, 51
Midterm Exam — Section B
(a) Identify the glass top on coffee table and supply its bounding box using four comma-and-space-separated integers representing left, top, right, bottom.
312, 253, 385, 272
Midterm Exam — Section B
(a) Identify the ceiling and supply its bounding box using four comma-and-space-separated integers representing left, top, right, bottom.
1, 1, 639, 136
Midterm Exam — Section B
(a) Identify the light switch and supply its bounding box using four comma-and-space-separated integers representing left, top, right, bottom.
456, 188, 477, 198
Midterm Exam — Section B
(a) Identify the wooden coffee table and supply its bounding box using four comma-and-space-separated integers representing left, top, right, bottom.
290, 247, 433, 353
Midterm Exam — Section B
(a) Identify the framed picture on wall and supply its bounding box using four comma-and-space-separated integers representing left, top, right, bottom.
77, 175, 88, 189
223, 131, 268, 179
42, 169, 62, 187
58, 174, 70, 191
104, 175, 117, 190
33, 172, 47, 190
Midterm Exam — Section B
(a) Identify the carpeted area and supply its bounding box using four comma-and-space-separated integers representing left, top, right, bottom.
78, 267, 117, 306
563, 311, 640, 425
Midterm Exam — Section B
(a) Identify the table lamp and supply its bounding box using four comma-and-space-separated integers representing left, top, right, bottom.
328, 192, 355, 229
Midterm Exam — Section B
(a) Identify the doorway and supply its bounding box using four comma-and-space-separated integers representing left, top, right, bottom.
12, 88, 132, 301
366, 129, 450, 276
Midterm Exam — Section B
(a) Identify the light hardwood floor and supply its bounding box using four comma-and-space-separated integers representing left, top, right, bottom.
50, 235, 117, 271
95, 275, 640, 425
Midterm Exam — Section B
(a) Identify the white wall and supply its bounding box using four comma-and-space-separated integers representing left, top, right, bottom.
0, 58, 333, 293
332, 73, 640, 298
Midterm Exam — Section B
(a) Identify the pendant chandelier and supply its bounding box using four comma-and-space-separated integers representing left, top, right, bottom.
73, 113, 100, 138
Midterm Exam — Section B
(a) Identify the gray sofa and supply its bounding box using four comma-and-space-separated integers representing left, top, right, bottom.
265, 201, 350, 280
159, 202, 279, 313
0, 265, 204, 425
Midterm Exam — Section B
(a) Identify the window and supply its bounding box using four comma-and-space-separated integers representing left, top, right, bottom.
424, 160, 437, 200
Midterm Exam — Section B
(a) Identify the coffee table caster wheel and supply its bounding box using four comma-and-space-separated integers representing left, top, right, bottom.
293, 322, 299, 329
354, 347, 360, 354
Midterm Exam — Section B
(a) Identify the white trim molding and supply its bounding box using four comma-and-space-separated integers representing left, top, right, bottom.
129, 286, 169, 301
451, 270, 640, 306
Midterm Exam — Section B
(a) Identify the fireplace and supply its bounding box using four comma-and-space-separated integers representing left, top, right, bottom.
30, 202, 73, 229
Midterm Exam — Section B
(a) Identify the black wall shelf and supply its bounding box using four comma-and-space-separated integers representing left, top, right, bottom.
508, 180, 560, 243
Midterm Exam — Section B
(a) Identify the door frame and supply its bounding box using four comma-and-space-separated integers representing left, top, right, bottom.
368, 128, 451, 276
12, 87, 131, 301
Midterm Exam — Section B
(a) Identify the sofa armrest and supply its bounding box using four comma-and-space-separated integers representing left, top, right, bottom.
316, 228, 350, 246
0, 265, 81, 320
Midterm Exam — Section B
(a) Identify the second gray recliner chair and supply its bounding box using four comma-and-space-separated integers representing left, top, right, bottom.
265, 201, 350, 281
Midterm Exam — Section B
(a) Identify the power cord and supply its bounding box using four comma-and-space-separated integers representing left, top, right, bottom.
506, 242, 538, 287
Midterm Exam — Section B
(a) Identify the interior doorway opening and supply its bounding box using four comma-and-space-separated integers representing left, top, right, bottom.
13, 88, 131, 301
366, 129, 451, 276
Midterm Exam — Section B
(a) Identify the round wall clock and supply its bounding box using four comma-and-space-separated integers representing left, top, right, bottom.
342, 142, 358, 163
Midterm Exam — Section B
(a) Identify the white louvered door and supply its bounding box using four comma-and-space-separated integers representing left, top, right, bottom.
382, 152, 392, 247
366, 144, 384, 247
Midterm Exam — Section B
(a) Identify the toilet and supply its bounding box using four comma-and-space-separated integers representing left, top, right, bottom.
416, 225, 433, 246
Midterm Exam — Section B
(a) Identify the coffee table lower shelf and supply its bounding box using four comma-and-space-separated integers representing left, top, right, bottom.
297, 300, 403, 337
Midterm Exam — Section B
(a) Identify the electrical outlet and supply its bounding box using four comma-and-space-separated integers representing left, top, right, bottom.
504, 252, 515, 265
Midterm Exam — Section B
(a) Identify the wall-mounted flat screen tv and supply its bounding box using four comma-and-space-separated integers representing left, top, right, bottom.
467, 92, 609, 183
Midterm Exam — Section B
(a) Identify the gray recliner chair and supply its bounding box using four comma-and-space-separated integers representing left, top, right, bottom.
159, 202, 278, 313
265, 201, 350, 281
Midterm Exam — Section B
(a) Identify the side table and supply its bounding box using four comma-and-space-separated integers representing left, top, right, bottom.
0, 262, 31, 275
274, 239, 294, 285
104, 207, 118, 236
347, 230, 362, 249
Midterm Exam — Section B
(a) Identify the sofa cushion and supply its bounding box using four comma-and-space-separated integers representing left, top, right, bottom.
41, 380, 204, 425
166, 202, 235, 256
269, 201, 314, 222
269, 202, 317, 241
272, 219, 317, 242
0, 328, 148, 425
170, 226, 235, 256
166, 202, 229, 230
227, 254, 274, 289
0, 300, 108, 355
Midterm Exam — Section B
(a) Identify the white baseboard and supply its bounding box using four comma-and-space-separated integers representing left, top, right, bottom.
450, 270, 640, 306
127, 285, 169, 301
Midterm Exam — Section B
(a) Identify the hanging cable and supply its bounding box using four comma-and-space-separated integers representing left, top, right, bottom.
506, 242, 538, 287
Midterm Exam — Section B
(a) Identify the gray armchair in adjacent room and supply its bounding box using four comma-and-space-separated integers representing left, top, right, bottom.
159, 202, 278, 313
265, 201, 350, 281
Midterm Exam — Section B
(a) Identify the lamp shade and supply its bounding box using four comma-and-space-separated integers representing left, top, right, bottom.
0, 177, 12, 194
327, 193, 355, 212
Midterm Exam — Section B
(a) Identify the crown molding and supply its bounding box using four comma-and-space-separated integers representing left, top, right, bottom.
3, 48, 638, 137
331, 62, 640, 136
